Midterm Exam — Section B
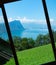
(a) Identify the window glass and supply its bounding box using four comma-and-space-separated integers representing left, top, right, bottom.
4, 0, 55, 65
0, 8, 16, 65
0, 9, 8, 41
46, 0, 56, 48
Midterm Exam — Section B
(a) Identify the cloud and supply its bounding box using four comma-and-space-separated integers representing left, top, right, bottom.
16, 17, 35, 22
17, 16, 46, 23
0, 16, 13, 23
50, 19, 56, 25
0, 16, 56, 25
0, 16, 14, 23
16, 16, 56, 25
8, 18, 14, 22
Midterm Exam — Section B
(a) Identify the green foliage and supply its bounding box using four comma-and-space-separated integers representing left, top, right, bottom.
21, 38, 29, 50
28, 38, 35, 48
35, 34, 50, 47
35, 34, 44, 47
4, 31, 56, 65
6, 31, 56, 51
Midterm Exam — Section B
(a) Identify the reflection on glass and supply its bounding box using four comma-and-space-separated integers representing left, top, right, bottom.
4, 0, 55, 65
0, 9, 15, 65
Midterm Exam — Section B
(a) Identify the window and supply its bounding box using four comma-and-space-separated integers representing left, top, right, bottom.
0, 7, 16, 65
0, 0, 56, 65
46, 0, 56, 49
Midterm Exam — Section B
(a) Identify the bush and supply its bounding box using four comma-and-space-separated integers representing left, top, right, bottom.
21, 38, 29, 50
28, 38, 35, 48
6, 31, 56, 51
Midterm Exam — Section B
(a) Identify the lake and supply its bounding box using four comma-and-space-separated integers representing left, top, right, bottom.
0, 21, 56, 41
0, 29, 48, 41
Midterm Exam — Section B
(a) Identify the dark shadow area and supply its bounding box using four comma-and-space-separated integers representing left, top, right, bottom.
0, 0, 19, 5
0, 38, 13, 65
42, 61, 56, 65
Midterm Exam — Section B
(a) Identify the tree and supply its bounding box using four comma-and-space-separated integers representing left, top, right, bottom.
35, 34, 43, 47
35, 34, 51, 47
21, 38, 29, 50
42, 35, 50, 44
12, 36, 22, 51
28, 38, 35, 48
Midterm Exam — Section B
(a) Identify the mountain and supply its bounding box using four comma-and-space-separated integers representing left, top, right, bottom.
9, 20, 24, 31
0, 20, 24, 34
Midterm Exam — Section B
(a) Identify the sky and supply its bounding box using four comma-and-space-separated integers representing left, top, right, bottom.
0, 0, 56, 24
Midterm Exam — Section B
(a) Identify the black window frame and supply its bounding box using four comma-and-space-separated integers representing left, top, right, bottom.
0, 0, 56, 65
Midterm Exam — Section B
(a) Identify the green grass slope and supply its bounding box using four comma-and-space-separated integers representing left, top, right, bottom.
5, 44, 55, 65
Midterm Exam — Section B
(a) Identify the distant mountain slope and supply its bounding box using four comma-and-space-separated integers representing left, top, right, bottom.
9, 20, 24, 31
0, 20, 24, 33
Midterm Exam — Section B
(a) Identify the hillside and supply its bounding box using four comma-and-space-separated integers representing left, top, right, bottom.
0, 20, 24, 33
5, 44, 55, 65
0, 20, 24, 40
9, 20, 24, 31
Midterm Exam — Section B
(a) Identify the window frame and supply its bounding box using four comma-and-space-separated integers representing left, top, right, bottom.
0, 0, 56, 65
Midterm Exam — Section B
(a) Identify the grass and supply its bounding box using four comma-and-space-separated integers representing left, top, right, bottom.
5, 44, 55, 65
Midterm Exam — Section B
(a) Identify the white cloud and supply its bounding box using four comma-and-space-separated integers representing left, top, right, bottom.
8, 18, 14, 22
16, 16, 56, 25
50, 19, 56, 25
17, 16, 46, 23
0, 16, 56, 25
0, 16, 14, 23
16, 17, 34, 22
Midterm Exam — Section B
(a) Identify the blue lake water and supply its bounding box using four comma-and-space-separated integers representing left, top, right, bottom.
0, 22, 56, 41
0, 29, 48, 40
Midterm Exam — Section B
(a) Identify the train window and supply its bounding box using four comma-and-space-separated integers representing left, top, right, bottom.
0, 8, 16, 65
46, 0, 56, 50
4, 0, 55, 65
0, 0, 56, 65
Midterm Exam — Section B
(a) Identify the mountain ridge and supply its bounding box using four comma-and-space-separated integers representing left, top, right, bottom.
0, 20, 24, 33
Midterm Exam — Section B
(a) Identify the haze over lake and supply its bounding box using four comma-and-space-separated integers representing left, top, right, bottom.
0, 20, 56, 40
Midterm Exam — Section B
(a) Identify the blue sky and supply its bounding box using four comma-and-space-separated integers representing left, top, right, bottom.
0, 0, 56, 24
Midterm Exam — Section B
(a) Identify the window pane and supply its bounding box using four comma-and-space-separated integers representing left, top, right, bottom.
0, 8, 16, 65
4, 0, 55, 65
46, 0, 56, 48
0, 9, 8, 41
